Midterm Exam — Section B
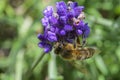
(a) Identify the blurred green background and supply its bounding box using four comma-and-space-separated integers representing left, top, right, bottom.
0, 0, 120, 80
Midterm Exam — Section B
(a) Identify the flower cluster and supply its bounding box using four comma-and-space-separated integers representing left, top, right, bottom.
38, 1, 90, 53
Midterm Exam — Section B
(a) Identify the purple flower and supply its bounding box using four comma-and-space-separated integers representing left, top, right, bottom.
41, 17, 49, 27
60, 29, 66, 35
56, 1, 67, 16
38, 42, 52, 53
38, 34, 45, 41
67, 9, 75, 19
38, 1, 91, 53
74, 6, 84, 17
83, 23, 90, 38
76, 29, 83, 35
47, 31, 57, 42
50, 26, 56, 32
43, 6, 53, 17
64, 25, 73, 31
55, 27, 59, 33
49, 16, 58, 26
59, 16, 67, 25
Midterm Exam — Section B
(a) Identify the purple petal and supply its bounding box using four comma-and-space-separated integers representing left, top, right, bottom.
41, 17, 49, 27
49, 16, 58, 26
72, 2, 78, 8
47, 36, 57, 42
74, 6, 84, 17
83, 24, 90, 38
59, 16, 67, 24
56, 1, 67, 10
43, 6, 53, 17
47, 31, 56, 36
38, 42, 45, 48
64, 25, 73, 31
47, 31, 57, 42
44, 44, 52, 53
60, 29, 66, 35
55, 27, 59, 33
38, 34, 46, 41
76, 29, 83, 35
38, 42, 52, 53
56, 1, 67, 16
50, 26, 55, 32
67, 9, 75, 19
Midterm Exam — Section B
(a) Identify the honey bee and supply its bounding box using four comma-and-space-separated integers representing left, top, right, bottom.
54, 39, 100, 61
54, 38, 100, 73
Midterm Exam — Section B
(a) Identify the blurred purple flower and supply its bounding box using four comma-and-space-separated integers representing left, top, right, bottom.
64, 25, 73, 31
38, 1, 90, 53
47, 31, 57, 42
56, 1, 67, 16
41, 17, 49, 27
43, 6, 53, 17
38, 42, 52, 53
60, 29, 66, 35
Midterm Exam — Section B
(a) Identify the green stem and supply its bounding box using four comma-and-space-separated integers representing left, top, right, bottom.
48, 50, 64, 80
15, 50, 24, 80
48, 52, 57, 80
31, 52, 45, 71
24, 52, 45, 79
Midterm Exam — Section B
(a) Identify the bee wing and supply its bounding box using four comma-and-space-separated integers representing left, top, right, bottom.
88, 47, 101, 54
72, 47, 100, 60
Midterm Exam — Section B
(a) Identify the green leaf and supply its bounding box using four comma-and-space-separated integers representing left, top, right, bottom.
95, 55, 108, 75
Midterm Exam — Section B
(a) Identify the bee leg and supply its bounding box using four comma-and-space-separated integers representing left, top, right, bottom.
82, 39, 86, 47
74, 36, 82, 48
73, 36, 79, 48
81, 33, 87, 47
76, 36, 81, 45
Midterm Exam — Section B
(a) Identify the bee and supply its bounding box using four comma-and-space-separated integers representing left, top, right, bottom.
54, 38, 100, 61
54, 38, 100, 74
